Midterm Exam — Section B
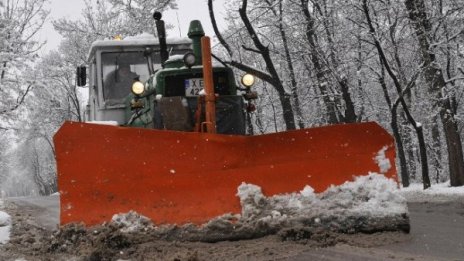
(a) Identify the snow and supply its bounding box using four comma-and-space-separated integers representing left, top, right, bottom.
237, 173, 407, 222
87, 36, 191, 61
374, 146, 391, 173
86, 121, 119, 126
124, 32, 158, 40
112, 211, 152, 233
400, 181, 464, 202
110, 173, 408, 241
0, 200, 12, 244
165, 54, 185, 62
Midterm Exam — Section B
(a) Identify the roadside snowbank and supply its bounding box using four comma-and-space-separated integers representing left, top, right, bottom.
0, 199, 12, 244
110, 173, 409, 242
400, 181, 464, 202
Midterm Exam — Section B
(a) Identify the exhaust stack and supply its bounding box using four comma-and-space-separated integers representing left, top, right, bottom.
153, 11, 169, 66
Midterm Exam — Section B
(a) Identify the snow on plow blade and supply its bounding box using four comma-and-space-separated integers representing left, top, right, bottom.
54, 121, 397, 226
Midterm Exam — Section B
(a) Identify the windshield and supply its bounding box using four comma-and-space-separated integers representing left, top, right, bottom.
101, 51, 158, 103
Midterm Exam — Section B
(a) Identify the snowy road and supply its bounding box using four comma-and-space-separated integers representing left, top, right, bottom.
7, 195, 59, 231
2, 195, 464, 260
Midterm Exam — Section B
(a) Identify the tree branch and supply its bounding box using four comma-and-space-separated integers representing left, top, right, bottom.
207, 0, 233, 57
0, 83, 34, 114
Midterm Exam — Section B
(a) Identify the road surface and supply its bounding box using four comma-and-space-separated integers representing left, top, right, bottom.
2, 196, 464, 260
289, 201, 464, 261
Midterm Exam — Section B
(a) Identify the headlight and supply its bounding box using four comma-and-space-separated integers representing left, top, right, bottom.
241, 74, 255, 88
131, 81, 145, 95
183, 52, 196, 67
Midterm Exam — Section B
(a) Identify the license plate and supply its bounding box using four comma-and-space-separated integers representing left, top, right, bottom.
184, 78, 204, 96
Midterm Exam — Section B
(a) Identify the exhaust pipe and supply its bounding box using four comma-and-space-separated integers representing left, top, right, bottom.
153, 11, 169, 66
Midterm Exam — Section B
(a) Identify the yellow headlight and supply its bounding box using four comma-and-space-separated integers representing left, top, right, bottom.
241, 74, 255, 88
131, 81, 145, 95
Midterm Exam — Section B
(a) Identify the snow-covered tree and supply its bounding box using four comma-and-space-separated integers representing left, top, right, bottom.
0, 0, 48, 120
52, 0, 177, 66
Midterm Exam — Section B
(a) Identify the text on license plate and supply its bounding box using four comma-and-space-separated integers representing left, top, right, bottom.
184, 78, 204, 96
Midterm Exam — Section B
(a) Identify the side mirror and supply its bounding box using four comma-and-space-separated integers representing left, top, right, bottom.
76, 66, 87, 87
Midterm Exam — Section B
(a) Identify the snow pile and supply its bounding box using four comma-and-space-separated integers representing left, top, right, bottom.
236, 173, 407, 230
0, 203, 12, 244
106, 173, 408, 242
112, 210, 153, 232
321, 173, 407, 216
400, 181, 464, 202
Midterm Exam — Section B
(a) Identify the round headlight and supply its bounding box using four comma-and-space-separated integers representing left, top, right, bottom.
241, 74, 255, 88
131, 81, 145, 95
183, 52, 196, 67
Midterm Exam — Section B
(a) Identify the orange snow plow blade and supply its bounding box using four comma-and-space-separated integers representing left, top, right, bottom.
54, 121, 396, 226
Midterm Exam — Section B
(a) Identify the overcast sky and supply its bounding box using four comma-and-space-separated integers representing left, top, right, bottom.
38, 0, 226, 54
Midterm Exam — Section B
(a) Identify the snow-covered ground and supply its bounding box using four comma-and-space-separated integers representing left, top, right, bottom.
0, 199, 12, 244
399, 181, 464, 202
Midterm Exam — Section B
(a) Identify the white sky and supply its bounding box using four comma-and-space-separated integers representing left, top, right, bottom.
37, 0, 227, 54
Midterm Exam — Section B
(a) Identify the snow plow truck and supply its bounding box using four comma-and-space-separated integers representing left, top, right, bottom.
54, 12, 404, 229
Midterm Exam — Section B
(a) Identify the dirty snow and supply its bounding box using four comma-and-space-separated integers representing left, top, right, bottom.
112, 211, 153, 232
0, 199, 12, 244
110, 173, 409, 242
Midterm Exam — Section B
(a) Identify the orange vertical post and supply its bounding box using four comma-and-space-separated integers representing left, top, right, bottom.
201, 36, 216, 134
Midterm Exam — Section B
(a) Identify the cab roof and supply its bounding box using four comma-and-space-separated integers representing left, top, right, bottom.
87, 33, 191, 62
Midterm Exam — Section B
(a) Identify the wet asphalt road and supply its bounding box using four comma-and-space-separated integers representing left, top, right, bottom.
288, 201, 464, 261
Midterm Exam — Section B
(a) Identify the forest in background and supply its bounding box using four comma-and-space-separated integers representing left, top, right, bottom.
0, 0, 463, 196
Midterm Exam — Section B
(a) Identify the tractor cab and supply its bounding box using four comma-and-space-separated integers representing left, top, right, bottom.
79, 35, 191, 124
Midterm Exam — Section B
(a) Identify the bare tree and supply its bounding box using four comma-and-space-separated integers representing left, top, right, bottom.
404, 0, 464, 186
362, 0, 430, 188
209, 0, 297, 130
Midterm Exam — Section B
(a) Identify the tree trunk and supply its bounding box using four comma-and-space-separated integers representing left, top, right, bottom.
238, 0, 296, 130
278, 0, 304, 129
300, 0, 340, 124
404, 0, 464, 186
431, 115, 442, 179
378, 66, 410, 187
392, 112, 411, 187
277, 92, 297, 131
379, 70, 409, 185
362, 0, 428, 188
339, 77, 357, 123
